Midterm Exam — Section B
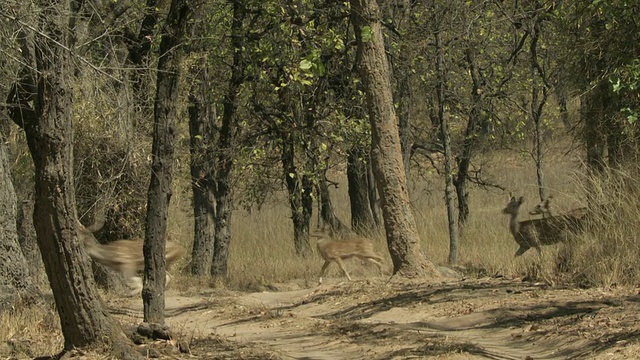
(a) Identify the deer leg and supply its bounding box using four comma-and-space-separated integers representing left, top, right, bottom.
126, 276, 143, 296
319, 260, 331, 284
366, 257, 384, 276
334, 257, 352, 281
515, 245, 529, 257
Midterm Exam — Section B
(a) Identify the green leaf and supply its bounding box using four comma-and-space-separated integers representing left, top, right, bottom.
299, 59, 313, 70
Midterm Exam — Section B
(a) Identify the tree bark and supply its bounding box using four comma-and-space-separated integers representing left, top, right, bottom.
16, 197, 45, 286
6, 1, 136, 355
318, 165, 348, 234
188, 65, 216, 277
144, 0, 203, 324
350, 0, 439, 278
210, 1, 246, 278
0, 141, 41, 304
281, 130, 313, 256
347, 147, 377, 235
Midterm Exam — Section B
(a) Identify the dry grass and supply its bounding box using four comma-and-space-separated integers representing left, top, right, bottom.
7, 138, 640, 357
0, 301, 62, 358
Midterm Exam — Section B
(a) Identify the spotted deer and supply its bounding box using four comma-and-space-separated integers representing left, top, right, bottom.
77, 221, 182, 296
503, 196, 575, 257
311, 230, 384, 284
528, 196, 589, 233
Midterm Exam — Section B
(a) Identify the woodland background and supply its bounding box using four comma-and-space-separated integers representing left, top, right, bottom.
1, 0, 640, 358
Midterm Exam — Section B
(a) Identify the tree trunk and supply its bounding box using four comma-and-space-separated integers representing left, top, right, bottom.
144, 0, 202, 324
347, 148, 376, 234
350, 0, 439, 278
6, 1, 135, 355
210, 1, 246, 278
188, 67, 216, 277
318, 166, 348, 234
367, 159, 381, 226
281, 131, 313, 256
434, 33, 460, 265
16, 197, 45, 287
454, 48, 482, 231
529, 14, 549, 202
0, 141, 41, 304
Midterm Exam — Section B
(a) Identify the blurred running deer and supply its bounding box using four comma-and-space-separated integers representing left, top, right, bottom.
311, 231, 384, 284
503, 196, 570, 256
77, 221, 182, 296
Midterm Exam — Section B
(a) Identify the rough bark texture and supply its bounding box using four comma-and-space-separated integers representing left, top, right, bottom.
350, 0, 439, 278
0, 141, 41, 304
6, 1, 135, 355
16, 197, 46, 287
144, 0, 202, 324
211, 1, 246, 278
347, 148, 377, 235
188, 65, 216, 277
281, 130, 313, 257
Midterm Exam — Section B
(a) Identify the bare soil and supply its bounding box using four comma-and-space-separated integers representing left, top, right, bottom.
109, 275, 640, 360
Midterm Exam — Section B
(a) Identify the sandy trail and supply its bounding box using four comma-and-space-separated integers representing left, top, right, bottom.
113, 277, 640, 359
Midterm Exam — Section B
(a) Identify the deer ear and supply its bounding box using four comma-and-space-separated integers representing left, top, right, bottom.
518, 196, 525, 204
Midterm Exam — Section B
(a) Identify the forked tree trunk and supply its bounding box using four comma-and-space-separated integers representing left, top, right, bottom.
6, 2, 135, 355
144, 0, 203, 324
350, 0, 439, 278
318, 166, 348, 234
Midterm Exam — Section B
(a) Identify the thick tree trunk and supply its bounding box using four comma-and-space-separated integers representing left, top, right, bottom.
188, 72, 216, 277
347, 148, 377, 235
6, 1, 136, 356
0, 141, 41, 304
144, 0, 202, 324
350, 0, 439, 278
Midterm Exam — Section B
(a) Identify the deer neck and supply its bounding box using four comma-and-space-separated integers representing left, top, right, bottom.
508, 212, 521, 235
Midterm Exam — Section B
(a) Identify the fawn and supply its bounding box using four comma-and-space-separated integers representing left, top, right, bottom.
311, 231, 384, 284
503, 196, 571, 256
77, 221, 182, 296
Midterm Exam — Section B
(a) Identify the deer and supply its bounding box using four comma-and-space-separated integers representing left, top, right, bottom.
77, 220, 182, 296
528, 196, 589, 233
311, 230, 384, 284
503, 196, 573, 257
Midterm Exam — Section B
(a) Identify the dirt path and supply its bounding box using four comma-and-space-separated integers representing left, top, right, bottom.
113, 277, 640, 359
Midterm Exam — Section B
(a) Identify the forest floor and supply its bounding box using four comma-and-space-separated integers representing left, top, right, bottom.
110, 275, 640, 360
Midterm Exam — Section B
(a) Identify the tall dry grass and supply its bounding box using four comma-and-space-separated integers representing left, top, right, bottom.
556, 165, 640, 287
167, 142, 595, 289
